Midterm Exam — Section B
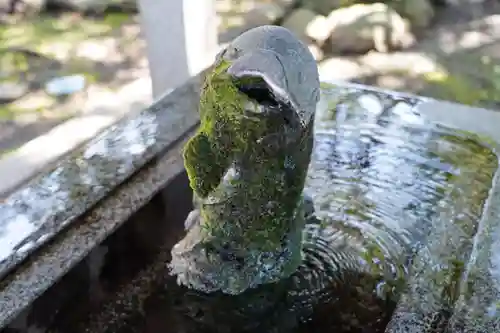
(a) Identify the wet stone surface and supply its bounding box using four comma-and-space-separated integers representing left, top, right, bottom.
0, 74, 201, 282
1, 81, 500, 333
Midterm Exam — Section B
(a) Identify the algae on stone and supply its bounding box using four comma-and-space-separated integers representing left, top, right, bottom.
184, 59, 312, 251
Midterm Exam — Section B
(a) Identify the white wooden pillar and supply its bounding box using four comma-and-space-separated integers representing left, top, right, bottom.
138, 0, 218, 99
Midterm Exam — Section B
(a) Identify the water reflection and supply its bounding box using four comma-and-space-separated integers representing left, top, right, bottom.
308, 87, 496, 333
309, 90, 452, 282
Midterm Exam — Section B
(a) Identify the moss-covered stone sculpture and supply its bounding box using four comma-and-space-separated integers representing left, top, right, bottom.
169, 25, 320, 295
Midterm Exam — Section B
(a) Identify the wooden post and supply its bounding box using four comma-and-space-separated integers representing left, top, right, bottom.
138, 0, 218, 99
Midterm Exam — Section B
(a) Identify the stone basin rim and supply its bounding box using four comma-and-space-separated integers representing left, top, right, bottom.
0, 71, 204, 283
2, 78, 500, 328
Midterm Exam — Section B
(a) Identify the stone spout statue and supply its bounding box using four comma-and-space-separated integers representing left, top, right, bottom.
169, 24, 319, 294
168, 25, 380, 331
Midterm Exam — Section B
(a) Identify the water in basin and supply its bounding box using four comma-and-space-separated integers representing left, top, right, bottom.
55, 86, 498, 333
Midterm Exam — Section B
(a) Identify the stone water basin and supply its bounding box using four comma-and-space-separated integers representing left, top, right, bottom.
1, 81, 500, 333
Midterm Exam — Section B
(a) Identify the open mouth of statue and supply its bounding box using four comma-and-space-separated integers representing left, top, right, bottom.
232, 75, 305, 130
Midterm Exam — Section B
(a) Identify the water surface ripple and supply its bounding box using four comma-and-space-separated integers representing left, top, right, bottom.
304, 88, 497, 332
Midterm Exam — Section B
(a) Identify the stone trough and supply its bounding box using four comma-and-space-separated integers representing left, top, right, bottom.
0, 71, 500, 332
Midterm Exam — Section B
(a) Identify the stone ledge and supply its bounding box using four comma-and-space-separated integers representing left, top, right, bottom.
0, 71, 202, 300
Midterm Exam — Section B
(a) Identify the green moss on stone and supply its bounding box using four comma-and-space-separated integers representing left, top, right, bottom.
183, 59, 313, 251
183, 60, 260, 198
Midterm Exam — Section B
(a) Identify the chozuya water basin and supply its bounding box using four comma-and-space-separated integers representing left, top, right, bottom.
47, 28, 496, 333
44, 82, 499, 333
4, 26, 499, 333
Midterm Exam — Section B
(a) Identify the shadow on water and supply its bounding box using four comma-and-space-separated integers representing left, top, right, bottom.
28, 87, 497, 333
